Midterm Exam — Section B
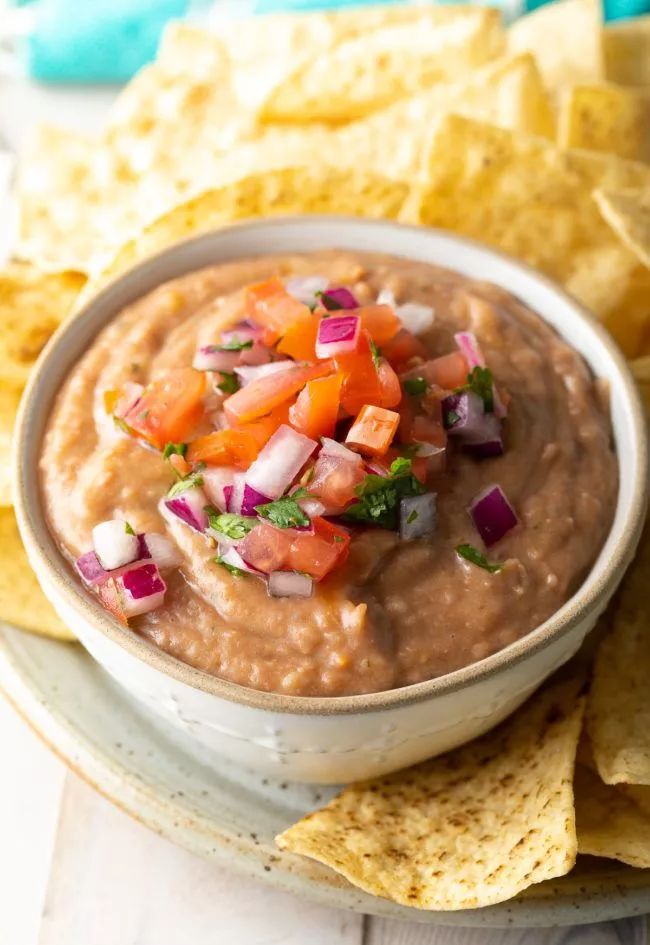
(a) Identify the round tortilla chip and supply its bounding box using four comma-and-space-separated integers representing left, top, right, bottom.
0, 508, 75, 642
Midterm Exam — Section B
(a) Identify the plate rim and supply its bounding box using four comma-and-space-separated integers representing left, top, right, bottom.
2, 626, 650, 930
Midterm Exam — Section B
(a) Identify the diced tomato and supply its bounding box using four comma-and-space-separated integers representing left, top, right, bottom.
335, 331, 382, 415
99, 580, 128, 625
289, 373, 342, 440
411, 414, 447, 449
285, 518, 351, 581
277, 316, 319, 361
404, 351, 469, 391
122, 369, 206, 449
356, 304, 401, 345
346, 405, 400, 456
310, 453, 366, 509
169, 453, 191, 478
376, 358, 401, 408
236, 401, 293, 450
186, 428, 260, 468
396, 397, 414, 442
382, 329, 427, 369
246, 278, 311, 334
223, 361, 334, 425
237, 522, 292, 574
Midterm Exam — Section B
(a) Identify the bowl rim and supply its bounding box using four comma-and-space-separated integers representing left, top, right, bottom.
13, 215, 649, 717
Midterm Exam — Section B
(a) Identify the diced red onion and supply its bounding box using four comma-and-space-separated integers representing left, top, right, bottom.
413, 441, 445, 459
223, 484, 233, 511
442, 391, 487, 436
320, 286, 359, 311
234, 360, 295, 387
219, 546, 265, 577
463, 414, 504, 460
454, 331, 485, 369
242, 483, 272, 517
320, 437, 363, 465
492, 387, 508, 420
114, 382, 144, 418
203, 466, 237, 511
239, 342, 271, 367
245, 425, 317, 500
92, 519, 141, 571
315, 315, 360, 358
118, 563, 166, 617
162, 486, 209, 532
140, 533, 182, 570
285, 275, 329, 306
399, 493, 437, 541
192, 345, 241, 373
365, 459, 389, 477
469, 484, 518, 547
219, 325, 259, 346
75, 551, 111, 586
268, 571, 314, 599
226, 473, 246, 514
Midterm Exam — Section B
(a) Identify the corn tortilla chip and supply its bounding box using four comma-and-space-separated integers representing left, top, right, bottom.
595, 187, 650, 270
603, 15, 650, 87
277, 673, 585, 911
575, 762, 650, 868
587, 522, 650, 785
263, 8, 505, 125
558, 83, 650, 163
0, 508, 75, 641
418, 114, 650, 318
508, 0, 603, 94
0, 263, 86, 388
0, 386, 22, 508
79, 166, 412, 304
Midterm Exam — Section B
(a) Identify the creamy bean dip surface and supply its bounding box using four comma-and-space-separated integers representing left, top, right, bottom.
40, 251, 617, 697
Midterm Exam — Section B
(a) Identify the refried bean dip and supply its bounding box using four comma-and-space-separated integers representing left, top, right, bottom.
40, 251, 617, 697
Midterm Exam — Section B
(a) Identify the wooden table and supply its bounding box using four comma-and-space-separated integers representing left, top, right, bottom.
0, 55, 648, 945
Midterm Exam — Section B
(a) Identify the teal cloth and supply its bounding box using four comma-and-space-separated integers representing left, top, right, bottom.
254, 0, 650, 19
25, 0, 189, 82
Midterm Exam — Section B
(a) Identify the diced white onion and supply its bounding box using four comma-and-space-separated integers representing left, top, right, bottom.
285, 275, 329, 306
142, 533, 182, 570
268, 571, 314, 599
377, 288, 434, 335
92, 519, 141, 571
245, 425, 317, 500
234, 360, 296, 387
203, 466, 237, 511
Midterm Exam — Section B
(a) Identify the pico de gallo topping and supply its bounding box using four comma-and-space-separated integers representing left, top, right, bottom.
78, 275, 517, 623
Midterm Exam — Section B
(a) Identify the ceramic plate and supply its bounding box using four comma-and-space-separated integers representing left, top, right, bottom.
2, 626, 650, 928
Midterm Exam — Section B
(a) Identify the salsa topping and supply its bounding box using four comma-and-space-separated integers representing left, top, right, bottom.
82, 274, 516, 619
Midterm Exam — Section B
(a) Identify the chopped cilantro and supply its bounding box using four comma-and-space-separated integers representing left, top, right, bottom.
445, 409, 460, 427
167, 468, 205, 498
163, 442, 188, 460
207, 510, 256, 541
333, 535, 345, 543
403, 377, 427, 397
369, 338, 382, 369
406, 509, 418, 525
255, 496, 310, 530
217, 372, 240, 395
456, 543, 503, 573
216, 555, 245, 577
456, 366, 494, 413
291, 487, 313, 500
215, 338, 253, 352
344, 457, 425, 530
124, 521, 136, 536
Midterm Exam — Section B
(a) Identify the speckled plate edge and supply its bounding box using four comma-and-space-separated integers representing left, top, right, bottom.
2, 626, 650, 929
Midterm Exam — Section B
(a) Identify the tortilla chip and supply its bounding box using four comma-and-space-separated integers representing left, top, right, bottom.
603, 15, 650, 87
335, 52, 554, 183
0, 386, 22, 508
587, 522, 650, 785
277, 673, 585, 911
0, 263, 86, 388
263, 8, 505, 125
418, 114, 650, 318
508, 0, 603, 94
0, 508, 75, 641
575, 762, 650, 868
558, 83, 650, 163
595, 187, 650, 270
79, 166, 412, 303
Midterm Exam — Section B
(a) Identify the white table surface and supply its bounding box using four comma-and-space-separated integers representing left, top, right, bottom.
0, 64, 648, 945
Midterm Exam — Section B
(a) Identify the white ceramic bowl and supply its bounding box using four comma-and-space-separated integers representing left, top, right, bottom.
14, 217, 648, 784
